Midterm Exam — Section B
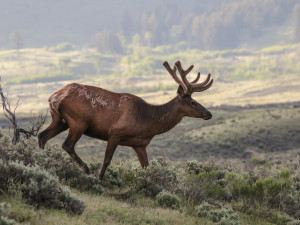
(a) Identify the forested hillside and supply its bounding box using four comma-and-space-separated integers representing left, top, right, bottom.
0, 0, 299, 50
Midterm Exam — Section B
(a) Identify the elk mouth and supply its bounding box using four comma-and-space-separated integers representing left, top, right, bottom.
202, 113, 212, 120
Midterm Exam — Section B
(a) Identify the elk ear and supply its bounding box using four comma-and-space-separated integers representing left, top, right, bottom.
177, 85, 185, 97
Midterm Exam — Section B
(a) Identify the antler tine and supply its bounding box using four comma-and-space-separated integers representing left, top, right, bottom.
163, 61, 188, 93
191, 73, 211, 88
191, 72, 200, 83
174, 61, 194, 93
192, 79, 214, 92
184, 64, 194, 75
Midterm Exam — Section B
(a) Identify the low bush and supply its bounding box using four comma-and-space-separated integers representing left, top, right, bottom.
0, 137, 103, 194
0, 160, 85, 215
289, 219, 300, 225
225, 168, 295, 210
178, 159, 226, 203
195, 201, 239, 225
119, 157, 178, 197
2, 197, 36, 224
156, 191, 180, 210
1, 135, 300, 221
0, 202, 16, 225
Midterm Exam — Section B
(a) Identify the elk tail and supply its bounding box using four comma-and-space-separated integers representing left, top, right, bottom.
48, 93, 61, 117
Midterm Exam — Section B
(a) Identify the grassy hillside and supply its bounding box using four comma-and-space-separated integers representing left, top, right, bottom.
0, 44, 300, 224
2, 191, 277, 225
1, 138, 299, 225
1, 102, 299, 164
0, 43, 299, 114
1, 43, 300, 84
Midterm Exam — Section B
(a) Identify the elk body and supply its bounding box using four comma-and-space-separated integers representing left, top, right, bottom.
38, 61, 213, 180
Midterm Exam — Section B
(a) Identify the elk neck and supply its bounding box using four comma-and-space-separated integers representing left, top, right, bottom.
147, 95, 184, 135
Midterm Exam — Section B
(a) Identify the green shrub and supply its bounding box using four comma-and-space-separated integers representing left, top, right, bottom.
289, 219, 300, 225
48, 42, 76, 52
225, 169, 293, 210
138, 157, 178, 196
195, 202, 239, 225
0, 160, 85, 215
0, 216, 16, 225
2, 196, 35, 224
116, 157, 178, 199
186, 160, 203, 175
179, 159, 226, 203
0, 137, 103, 194
156, 191, 180, 210
0, 202, 16, 225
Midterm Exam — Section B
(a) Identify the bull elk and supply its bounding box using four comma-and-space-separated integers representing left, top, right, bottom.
38, 61, 213, 180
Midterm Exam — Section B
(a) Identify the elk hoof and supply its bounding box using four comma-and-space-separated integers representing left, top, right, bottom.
38, 135, 45, 149
82, 165, 90, 175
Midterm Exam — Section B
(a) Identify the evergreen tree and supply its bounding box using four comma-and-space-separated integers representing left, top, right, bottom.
92, 31, 123, 54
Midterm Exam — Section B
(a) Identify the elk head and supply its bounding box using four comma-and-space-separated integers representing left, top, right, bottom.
163, 60, 213, 120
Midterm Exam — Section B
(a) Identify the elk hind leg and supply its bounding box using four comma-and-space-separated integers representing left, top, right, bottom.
38, 113, 68, 149
62, 123, 90, 174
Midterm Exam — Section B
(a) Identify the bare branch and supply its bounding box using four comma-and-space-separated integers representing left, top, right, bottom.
19, 111, 48, 139
0, 76, 20, 144
14, 94, 21, 115
1, 77, 48, 144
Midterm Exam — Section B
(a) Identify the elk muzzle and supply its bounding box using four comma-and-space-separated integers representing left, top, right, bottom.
202, 111, 212, 120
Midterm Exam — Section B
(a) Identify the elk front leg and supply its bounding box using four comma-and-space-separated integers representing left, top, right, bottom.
133, 146, 149, 168
99, 137, 119, 180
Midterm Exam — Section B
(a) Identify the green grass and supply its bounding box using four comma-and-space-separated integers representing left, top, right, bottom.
1, 43, 299, 86
0, 194, 36, 224
2, 192, 214, 225
2, 190, 280, 225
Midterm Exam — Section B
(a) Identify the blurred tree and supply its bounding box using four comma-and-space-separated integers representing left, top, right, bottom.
144, 31, 152, 52
92, 31, 123, 54
179, 13, 195, 48
93, 59, 102, 75
58, 57, 72, 71
148, 12, 162, 46
132, 33, 142, 56
121, 10, 134, 39
140, 11, 148, 35
10, 30, 24, 51
293, 4, 300, 43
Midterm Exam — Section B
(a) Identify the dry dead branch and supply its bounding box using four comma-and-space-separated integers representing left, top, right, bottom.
0, 77, 47, 144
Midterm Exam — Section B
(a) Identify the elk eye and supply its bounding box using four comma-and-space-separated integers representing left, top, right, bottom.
191, 101, 196, 106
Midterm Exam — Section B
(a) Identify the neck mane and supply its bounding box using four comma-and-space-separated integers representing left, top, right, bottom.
146, 96, 184, 135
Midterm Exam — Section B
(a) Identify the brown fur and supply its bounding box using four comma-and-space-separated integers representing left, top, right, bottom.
38, 61, 213, 180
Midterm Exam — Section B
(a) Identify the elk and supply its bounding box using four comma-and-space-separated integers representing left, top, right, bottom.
38, 61, 213, 180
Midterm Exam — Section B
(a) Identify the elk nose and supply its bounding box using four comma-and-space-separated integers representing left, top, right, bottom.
203, 112, 212, 120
